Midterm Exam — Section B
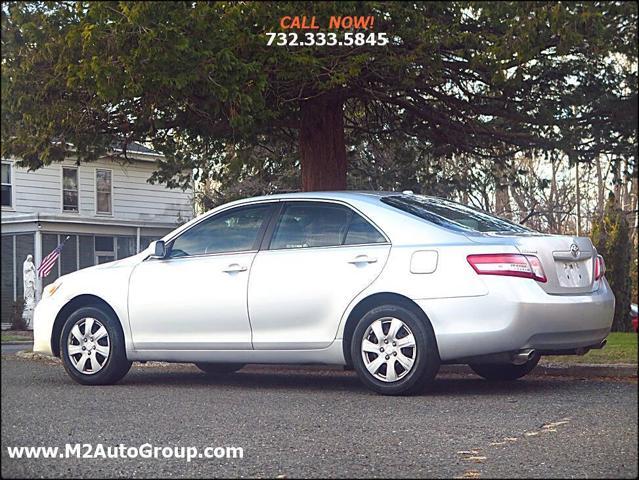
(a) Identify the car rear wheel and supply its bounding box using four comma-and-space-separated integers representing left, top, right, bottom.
351, 304, 440, 395
60, 306, 131, 385
469, 353, 541, 381
194, 363, 245, 375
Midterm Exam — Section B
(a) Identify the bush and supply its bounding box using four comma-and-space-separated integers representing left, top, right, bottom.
591, 194, 633, 332
9, 297, 28, 331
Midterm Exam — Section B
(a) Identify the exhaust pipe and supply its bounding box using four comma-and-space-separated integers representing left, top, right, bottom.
512, 348, 536, 365
594, 339, 607, 350
579, 339, 607, 354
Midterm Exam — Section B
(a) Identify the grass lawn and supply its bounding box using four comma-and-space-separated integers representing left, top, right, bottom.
1, 330, 33, 343
543, 332, 638, 365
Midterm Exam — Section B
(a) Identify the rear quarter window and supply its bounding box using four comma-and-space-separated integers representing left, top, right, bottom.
344, 213, 386, 245
381, 195, 532, 234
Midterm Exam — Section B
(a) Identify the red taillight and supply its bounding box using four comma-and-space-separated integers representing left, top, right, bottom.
594, 255, 606, 280
467, 253, 547, 283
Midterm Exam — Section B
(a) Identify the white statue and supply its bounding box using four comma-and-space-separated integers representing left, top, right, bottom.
22, 254, 36, 329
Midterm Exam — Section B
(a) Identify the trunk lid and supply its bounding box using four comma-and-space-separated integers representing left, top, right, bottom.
466, 232, 597, 295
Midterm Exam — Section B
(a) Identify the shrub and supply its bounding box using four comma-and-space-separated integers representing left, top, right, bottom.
591, 194, 633, 332
9, 297, 28, 331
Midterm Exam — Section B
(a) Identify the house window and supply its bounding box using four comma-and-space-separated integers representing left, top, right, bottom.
62, 167, 79, 212
116, 236, 136, 259
1, 162, 12, 207
1, 236, 14, 325
96, 169, 112, 214
95, 236, 115, 264
15, 233, 35, 298
79, 235, 95, 269
60, 235, 78, 275
41, 234, 61, 287
0, 233, 35, 324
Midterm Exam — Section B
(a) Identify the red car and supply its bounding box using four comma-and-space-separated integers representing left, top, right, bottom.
631, 304, 638, 333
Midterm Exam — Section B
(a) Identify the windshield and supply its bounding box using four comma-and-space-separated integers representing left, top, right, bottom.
381, 195, 533, 234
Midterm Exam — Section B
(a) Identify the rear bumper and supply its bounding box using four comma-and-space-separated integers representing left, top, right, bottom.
415, 277, 615, 362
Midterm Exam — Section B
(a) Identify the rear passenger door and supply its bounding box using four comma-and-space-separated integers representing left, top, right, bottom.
248, 201, 391, 350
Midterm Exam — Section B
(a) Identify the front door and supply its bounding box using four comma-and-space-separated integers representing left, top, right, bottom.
248, 201, 391, 350
128, 203, 275, 350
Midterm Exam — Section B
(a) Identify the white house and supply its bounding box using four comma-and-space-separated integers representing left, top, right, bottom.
1, 143, 193, 327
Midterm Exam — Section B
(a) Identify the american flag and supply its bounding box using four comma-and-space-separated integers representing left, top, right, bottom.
38, 237, 69, 278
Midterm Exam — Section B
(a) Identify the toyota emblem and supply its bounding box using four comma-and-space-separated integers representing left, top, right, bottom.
570, 243, 580, 258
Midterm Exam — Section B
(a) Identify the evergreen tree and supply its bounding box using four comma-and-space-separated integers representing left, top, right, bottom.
2, 2, 637, 191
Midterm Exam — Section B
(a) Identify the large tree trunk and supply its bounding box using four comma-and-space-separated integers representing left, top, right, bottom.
299, 94, 347, 191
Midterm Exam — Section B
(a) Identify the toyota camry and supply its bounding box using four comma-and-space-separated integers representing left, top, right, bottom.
33, 191, 615, 395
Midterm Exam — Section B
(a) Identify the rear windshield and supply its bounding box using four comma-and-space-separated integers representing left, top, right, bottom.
381, 195, 532, 234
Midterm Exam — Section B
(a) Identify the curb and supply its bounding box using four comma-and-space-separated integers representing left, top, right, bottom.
244, 363, 638, 379
7, 350, 637, 378
538, 363, 638, 378
1, 341, 33, 345
248, 363, 638, 379
440, 363, 638, 378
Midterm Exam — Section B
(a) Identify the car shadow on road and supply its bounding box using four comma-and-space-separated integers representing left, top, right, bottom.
121, 367, 367, 394
115, 365, 575, 397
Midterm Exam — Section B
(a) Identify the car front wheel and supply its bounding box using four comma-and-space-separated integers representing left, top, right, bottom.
469, 353, 541, 381
60, 306, 131, 385
351, 304, 440, 395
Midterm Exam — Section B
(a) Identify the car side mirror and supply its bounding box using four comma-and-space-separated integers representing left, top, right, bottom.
149, 240, 166, 259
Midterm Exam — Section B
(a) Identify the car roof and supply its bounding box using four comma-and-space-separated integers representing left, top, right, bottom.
243, 190, 391, 200
231, 190, 405, 206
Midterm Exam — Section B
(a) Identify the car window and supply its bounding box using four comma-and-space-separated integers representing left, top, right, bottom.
270, 203, 352, 249
169, 205, 271, 257
344, 213, 386, 245
381, 195, 532, 234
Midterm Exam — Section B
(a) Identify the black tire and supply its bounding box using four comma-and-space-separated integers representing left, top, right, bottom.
60, 306, 131, 385
194, 363, 245, 375
351, 304, 440, 395
469, 353, 541, 381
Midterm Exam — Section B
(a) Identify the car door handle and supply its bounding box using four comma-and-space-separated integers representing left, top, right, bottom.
348, 255, 378, 265
222, 264, 248, 273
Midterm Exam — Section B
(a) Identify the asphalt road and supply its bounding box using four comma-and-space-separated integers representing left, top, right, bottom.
1, 356, 637, 479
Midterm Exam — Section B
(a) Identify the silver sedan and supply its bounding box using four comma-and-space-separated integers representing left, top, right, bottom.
34, 192, 614, 395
